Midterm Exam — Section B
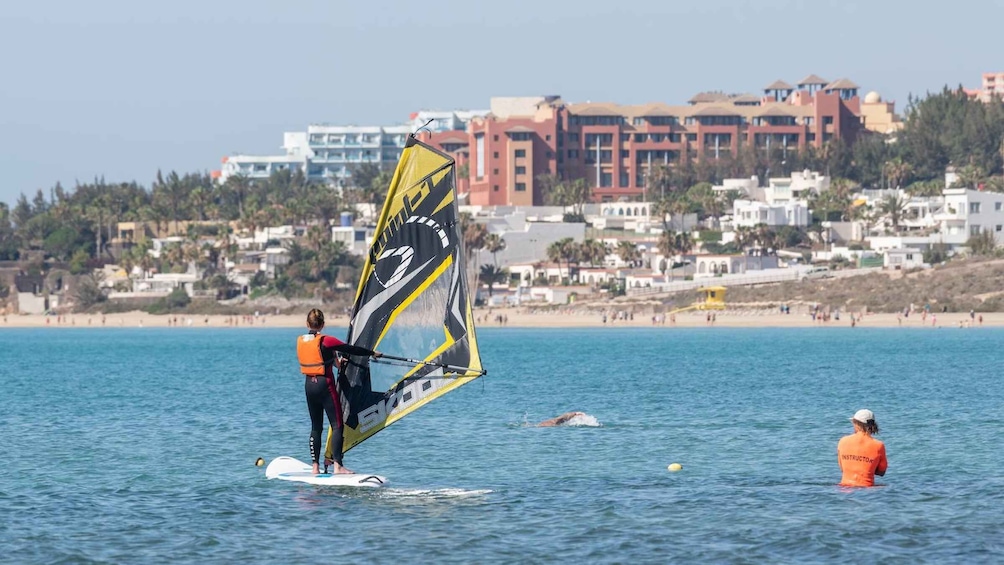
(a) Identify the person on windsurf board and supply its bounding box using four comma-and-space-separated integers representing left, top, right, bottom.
297, 309, 381, 475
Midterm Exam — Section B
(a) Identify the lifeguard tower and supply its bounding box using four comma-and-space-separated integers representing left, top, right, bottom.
665, 286, 728, 316
696, 286, 726, 310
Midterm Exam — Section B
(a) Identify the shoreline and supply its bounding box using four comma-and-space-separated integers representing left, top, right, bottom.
0, 308, 997, 329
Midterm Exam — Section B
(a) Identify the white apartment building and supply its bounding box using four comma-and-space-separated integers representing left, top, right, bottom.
936, 188, 1004, 245
219, 124, 413, 185
410, 109, 489, 132
764, 170, 829, 203
732, 199, 810, 228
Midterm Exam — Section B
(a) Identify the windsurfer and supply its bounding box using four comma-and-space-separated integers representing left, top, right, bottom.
538, 411, 587, 427
298, 308, 381, 475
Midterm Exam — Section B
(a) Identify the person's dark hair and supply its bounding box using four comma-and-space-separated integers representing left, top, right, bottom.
856, 418, 879, 435
306, 309, 325, 330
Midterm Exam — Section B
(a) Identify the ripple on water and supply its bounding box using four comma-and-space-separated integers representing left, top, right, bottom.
2, 327, 1004, 562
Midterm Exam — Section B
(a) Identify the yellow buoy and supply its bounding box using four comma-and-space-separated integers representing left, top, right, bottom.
667, 463, 683, 472
255, 457, 265, 467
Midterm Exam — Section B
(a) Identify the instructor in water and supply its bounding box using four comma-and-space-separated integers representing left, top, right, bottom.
297, 308, 381, 475
837, 409, 888, 487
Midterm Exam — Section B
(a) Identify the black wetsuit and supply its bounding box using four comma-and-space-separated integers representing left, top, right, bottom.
304, 334, 375, 466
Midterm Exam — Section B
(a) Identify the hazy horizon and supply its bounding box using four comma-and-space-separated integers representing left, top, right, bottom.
3, 0, 1003, 205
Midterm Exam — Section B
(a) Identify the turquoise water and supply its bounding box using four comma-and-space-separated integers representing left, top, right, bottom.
2, 327, 1003, 563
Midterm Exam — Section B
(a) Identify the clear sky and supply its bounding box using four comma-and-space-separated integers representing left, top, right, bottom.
3, 0, 1003, 205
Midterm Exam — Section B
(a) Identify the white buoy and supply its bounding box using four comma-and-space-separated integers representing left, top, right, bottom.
667, 463, 683, 472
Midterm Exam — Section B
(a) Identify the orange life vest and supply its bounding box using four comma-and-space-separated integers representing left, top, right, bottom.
296, 332, 329, 376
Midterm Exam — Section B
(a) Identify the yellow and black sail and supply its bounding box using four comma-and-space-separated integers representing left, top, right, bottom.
326, 136, 485, 457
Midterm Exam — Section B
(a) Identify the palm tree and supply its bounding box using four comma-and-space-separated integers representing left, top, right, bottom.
222, 174, 251, 219
580, 239, 609, 266
484, 233, 506, 266
985, 176, 1004, 194
657, 231, 678, 279
459, 212, 488, 299
882, 158, 913, 189
954, 163, 987, 189
880, 193, 910, 232
546, 237, 578, 284
616, 240, 640, 267
733, 225, 755, 253
478, 264, 508, 297
153, 171, 190, 235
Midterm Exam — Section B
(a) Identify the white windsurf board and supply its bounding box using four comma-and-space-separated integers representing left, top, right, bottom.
265, 456, 388, 488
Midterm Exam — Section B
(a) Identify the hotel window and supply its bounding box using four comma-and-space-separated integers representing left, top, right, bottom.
807, 133, 816, 141
510, 132, 531, 141
670, 133, 681, 142
568, 149, 579, 159
804, 117, 815, 126
546, 151, 553, 158
686, 133, 697, 141
621, 150, 630, 158
633, 118, 644, 126
997, 225, 1002, 232
585, 133, 614, 146
546, 135, 551, 141
620, 171, 630, 187
684, 117, 696, 125
515, 166, 526, 174
568, 133, 580, 142
515, 182, 526, 192
996, 202, 1002, 211
970, 202, 981, 213
970, 224, 982, 235
600, 172, 612, 187
823, 116, 834, 125
493, 185, 499, 191
515, 149, 526, 157
651, 117, 677, 126
634, 134, 647, 142
493, 135, 499, 141
621, 133, 630, 142
493, 152, 499, 158
493, 169, 499, 175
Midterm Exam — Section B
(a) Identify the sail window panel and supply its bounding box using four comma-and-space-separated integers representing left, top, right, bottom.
364, 263, 456, 394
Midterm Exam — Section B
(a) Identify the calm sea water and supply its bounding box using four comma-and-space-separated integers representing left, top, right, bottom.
1, 326, 1002, 563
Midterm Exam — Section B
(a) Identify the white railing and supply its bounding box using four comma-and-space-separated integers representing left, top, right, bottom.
626, 266, 883, 296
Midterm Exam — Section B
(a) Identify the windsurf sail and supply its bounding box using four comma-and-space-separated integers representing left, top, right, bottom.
325, 135, 486, 458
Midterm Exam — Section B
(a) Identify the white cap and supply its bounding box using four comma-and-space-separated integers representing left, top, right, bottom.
851, 409, 875, 423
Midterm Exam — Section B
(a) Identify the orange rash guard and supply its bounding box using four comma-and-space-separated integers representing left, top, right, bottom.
837, 431, 888, 487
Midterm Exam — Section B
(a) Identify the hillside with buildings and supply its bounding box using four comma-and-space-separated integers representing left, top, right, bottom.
3, 75, 1004, 316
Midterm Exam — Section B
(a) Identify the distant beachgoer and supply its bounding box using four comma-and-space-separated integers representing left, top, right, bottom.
538, 412, 586, 427
837, 409, 888, 487
297, 308, 381, 475
979, 314, 983, 326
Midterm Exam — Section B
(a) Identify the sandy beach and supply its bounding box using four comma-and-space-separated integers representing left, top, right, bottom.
1, 307, 998, 329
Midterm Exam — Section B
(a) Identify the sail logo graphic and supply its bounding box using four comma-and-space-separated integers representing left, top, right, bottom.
372, 215, 449, 288
357, 369, 451, 433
